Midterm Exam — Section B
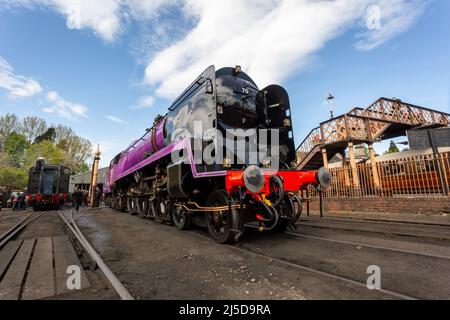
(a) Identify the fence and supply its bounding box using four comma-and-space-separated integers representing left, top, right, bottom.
307, 152, 450, 198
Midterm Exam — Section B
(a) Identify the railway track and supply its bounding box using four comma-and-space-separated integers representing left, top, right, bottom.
0, 210, 34, 220
284, 230, 450, 261
243, 223, 450, 261
0, 211, 134, 300
58, 210, 134, 300
0, 212, 45, 249
297, 217, 450, 240
300, 215, 450, 228
189, 231, 417, 300
236, 224, 450, 299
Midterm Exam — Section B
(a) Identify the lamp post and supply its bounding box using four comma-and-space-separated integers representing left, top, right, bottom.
326, 92, 335, 119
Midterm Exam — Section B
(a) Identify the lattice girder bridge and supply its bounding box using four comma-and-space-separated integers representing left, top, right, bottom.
295, 97, 450, 174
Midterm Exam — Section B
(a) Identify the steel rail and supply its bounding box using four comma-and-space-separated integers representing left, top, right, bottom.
0, 213, 45, 249
58, 211, 134, 300
0, 210, 34, 220
0, 211, 34, 243
296, 221, 450, 240
59, 212, 99, 268
244, 224, 450, 260
285, 231, 450, 261
190, 231, 417, 300
299, 216, 450, 229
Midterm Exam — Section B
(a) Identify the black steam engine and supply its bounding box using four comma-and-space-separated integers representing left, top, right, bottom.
27, 158, 70, 210
105, 66, 331, 243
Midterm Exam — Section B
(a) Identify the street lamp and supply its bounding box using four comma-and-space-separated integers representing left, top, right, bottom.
326, 92, 335, 119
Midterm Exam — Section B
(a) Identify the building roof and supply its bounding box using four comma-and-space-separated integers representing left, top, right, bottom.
374, 147, 450, 162
327, 147, 450, 169
70, 167, 108, 185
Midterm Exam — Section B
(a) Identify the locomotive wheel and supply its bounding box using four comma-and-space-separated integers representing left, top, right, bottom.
151, 198, 170, 223
274, 219, 290, 233
205, 190, 238, 244
268, 175, 285, 207
172, 205, 192, 230
119, 197, 127, 212
127, 197, 138, 215
268, 194, 295, 233
137, 197, 148, 217
275, 194, 296, 232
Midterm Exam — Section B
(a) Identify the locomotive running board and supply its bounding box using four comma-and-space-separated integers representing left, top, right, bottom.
175, 202, 246, 213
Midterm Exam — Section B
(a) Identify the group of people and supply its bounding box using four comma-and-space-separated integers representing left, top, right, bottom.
0, 189, 28, 211
72, 188, 89, 211
11, 192, 27, 211
72, 187, 102, 211
0, 186, 103, 212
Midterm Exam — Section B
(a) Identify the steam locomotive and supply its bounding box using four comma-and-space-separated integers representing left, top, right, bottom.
27, 158, 70, 210
104, 65, 331, 243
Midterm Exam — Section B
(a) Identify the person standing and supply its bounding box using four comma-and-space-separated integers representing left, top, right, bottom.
0, 190, 3, 212
73, 189, 83, 211
94, 187, 102, 207
18, 192, 25, 211
12, 195, 18, 211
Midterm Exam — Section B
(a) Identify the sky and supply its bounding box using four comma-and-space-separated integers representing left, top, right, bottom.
0, 0, 449, 167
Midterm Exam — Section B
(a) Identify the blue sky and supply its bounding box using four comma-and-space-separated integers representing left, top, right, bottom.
0, 0, 449, 167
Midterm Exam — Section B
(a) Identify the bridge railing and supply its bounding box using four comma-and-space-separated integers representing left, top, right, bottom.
295, 127, 322, 164
305, 152, 450, 198
295, 97, 450, 167
364, 98, 450, 127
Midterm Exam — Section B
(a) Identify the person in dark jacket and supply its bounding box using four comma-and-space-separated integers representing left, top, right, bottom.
72, 189, 83, 211
17, 192, 25, 211
94, 187, 102, 207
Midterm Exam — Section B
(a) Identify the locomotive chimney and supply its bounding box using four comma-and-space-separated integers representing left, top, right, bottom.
233, 65, 242, 75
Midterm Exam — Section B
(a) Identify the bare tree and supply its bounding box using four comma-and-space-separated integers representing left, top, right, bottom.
54, 125, 74, 144
58, 135, 92, 173
19, 116, 48, 143
0, 114, 19, 150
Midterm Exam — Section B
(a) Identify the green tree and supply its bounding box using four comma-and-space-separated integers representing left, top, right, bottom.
0, 151, 13, 167
384, 141, 400, 155
24, 141, 64, 169
0, 167, 27, 190
34, 127, 56, 144
4, 132, 30, 166
0, 113, 19, 150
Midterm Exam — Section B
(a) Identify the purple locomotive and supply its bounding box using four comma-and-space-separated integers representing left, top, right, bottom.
104, 66, 331, 243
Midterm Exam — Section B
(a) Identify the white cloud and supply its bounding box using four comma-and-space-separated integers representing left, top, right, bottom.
130, 95, 155, 110
142, 0, 427, 99
0, 56, 88, 119
1, 0, 427, 98
106, 115, 126, 124
44, 90, 88, 118
355, 0, 427, 51
1, 0, 174, 42
0, 56, 43, 99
